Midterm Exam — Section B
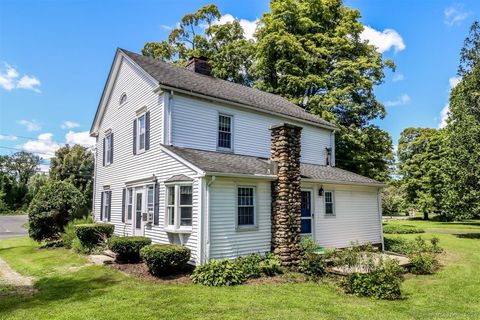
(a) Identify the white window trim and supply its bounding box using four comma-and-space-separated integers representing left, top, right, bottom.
235, 185, 257, 230
165, 182, 193, 231
125, 188, 133, 224
102, 190, 110, 222
324, 190, 335, 216
217, 113, 234, 152
105, 133, 113, 166
136, 112, 146, 154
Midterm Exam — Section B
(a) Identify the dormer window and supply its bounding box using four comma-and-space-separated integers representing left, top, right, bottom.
217, 114, 233, 151
120, 93, 128, 106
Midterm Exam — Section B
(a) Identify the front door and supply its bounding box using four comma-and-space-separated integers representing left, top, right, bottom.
134, 188, 145, 236
300, 191, 313, 237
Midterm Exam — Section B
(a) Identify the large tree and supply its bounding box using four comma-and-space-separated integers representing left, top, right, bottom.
50, 145, 94, 208
442, 21, 480, 220
6, 151, 40, 186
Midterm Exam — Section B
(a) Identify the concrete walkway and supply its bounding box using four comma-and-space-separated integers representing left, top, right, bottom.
0, 215, 28, 240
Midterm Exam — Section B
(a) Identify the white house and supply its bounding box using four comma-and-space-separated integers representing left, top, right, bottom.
90, 49, 385, 266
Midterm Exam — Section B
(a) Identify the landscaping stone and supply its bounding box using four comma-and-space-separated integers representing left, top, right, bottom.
88, 254, 115, 265
329, 252, 411, 275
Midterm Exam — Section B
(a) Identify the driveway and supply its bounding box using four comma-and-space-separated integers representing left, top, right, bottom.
0, 215, 28, 240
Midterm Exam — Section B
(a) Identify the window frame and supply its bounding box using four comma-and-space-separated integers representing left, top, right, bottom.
136, 113, 146, 154
103, 190, 111, 222
119, 92, 128, 106
217, 113, 233, 152
125, 187, 133, 223
236, 186, 257, 230
165, 183, 193, 229
105, 133, 113, 166
324, 190, 335, 216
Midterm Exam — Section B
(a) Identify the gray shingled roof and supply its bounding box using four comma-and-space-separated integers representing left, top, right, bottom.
120, 49, 336, 129
165, 174, 194, 183
162, 145, 385, 186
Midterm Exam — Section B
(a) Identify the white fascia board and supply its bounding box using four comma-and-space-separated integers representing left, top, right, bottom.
301, 178, 386, 188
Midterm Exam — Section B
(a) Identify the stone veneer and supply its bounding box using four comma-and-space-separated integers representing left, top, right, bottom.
270, 123, 302, 267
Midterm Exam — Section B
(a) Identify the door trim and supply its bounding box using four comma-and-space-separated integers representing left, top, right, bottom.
133, 187, 145, 236
300, 189, 314, 239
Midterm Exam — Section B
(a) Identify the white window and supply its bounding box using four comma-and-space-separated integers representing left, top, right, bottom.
137, 114, 146, 152
217, 114, 232, 150
105, 133, 113, 165
324, 191, 335, 215
237, 186, 255, 227
120, 93, 128, 106
147, 185, 154, 215
126, 188, 133, 223
103, 190, 111, 221
166, 184, 193, 228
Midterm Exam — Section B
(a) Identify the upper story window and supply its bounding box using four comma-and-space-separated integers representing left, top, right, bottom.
217, 114, 232, 151
104, 133, 113, 166
237, 186, 256, 228
133, 110, 150, 155
119, 93, 128, 106
166, 184, 193, 228
324, 191, 335, 215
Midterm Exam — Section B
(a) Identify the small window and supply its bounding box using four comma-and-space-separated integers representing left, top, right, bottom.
126, 188, 133, 222
105, 133, 113, 165
103, 191, 111, 222
138, 114, 146, 152
217, 114, 232, 150
147, 185, 154, 215
120, 93, 127, 105
237, 187, 255, 227
325, 191, 335, 215
166, 184, 193, 228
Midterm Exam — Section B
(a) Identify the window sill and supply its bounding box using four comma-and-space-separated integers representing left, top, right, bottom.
164, 226, 192, 234
235, 226, 258, 232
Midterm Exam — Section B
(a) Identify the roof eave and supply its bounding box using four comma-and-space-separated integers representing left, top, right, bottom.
301, 178, 386, 188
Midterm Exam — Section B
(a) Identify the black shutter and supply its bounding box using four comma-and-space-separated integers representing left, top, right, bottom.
154, 182, 159, 225
102, 138, 106, 166
110, 133, 113, 164
133, 119, 137, 155
121, 188, 126, 223
108, 191, 112, 221
145, 111, 151, 151
100, 191, 104, 221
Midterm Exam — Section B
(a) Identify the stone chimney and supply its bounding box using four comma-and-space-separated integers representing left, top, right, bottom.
270, 123, 302, 267
185, 56, 212, 76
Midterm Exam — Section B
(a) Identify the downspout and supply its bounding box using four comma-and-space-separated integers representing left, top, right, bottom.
377, 187, 385, 251
204, 176, 216, 264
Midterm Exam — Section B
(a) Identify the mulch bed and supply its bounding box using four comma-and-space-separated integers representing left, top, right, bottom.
110, 262, 193, 284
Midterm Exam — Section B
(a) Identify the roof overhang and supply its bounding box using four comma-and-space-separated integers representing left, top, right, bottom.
301, 178, 386, 188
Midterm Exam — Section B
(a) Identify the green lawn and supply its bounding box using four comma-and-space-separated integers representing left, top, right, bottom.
0, 220, 479, 320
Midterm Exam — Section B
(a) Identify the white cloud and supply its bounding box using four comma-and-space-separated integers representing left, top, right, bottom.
444, 5, 471, 26
18, 119, 41, 131
449, 76, 461, 89
19, 133, 61, 159
392, 73, 405, 82
213, 14, 259, 40
161, 24, 172, 30
385, 94, 410, 107
438, 104, 450, 128
0, 134, 17, 141
361, 25, 405, 54
65, 130, 95, 147
61, 121, 80, 129
0, 63, 41, 93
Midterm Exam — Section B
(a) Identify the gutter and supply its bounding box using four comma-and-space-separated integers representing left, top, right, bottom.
153, 85, 339, 132
204, 172, 276, 180
301, 178, 386, 188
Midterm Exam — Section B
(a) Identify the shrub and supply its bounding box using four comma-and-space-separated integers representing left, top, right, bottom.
259, 254, 283, 276
343, 258, 404, 300
140, 244, 191, 276
61, 216, 94, 248
28, 180, 86, 241
108, 236, 152, 263
410, 252, 439, 274
39, 240, 65, 249
191, 259, 245, 286
74, 223, 114, 250
383, 224, 425, 234
298, 253, 326, 278
234, 253, 263, 279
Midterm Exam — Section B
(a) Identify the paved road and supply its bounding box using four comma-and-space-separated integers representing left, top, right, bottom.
0, 215, 28, 240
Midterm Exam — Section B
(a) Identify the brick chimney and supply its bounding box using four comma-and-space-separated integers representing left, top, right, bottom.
270, 123, 302, 267
185, 56, 212, 76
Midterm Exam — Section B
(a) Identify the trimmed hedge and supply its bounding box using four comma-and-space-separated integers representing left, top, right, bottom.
383, 224, 425, 234
108, 236, 152, 263
140, 244, 191, 276
74, 223, 115, 249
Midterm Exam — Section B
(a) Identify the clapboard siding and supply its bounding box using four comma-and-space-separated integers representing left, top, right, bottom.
93, 57, 200, 263
304, 183, 382, 248
209, 178, 271, 260
171, 94, 332, 165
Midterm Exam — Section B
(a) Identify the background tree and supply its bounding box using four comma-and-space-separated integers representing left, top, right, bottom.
6, 151, 40, 186
50, 145, 94, 208
27, 173, 48, 201
441, 21, 480, 220
382, 183, 407, 216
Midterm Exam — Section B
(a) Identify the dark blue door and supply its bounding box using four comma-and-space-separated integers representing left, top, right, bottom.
301, 191, 312, 235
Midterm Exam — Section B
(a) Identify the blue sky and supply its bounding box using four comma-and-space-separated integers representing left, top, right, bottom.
0, 0, 478, 166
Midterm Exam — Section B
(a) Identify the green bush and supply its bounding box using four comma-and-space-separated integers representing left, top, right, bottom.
191, 259, 245, 286
28, 180, 87, 241
108, 236, 152, 263
298, 253, 326, 278
383, 224, 425, 234
140, 244, 191, 276
410, 252, 439, 274
74, 223, 114, 250
234, 253, 263, 279
61, 216, 94, 248
259, 254, 283, 276
343, 258, 404, 300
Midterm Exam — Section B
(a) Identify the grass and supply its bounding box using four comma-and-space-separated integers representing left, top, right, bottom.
0, 210, 27, 216
0, 220, 479, 319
